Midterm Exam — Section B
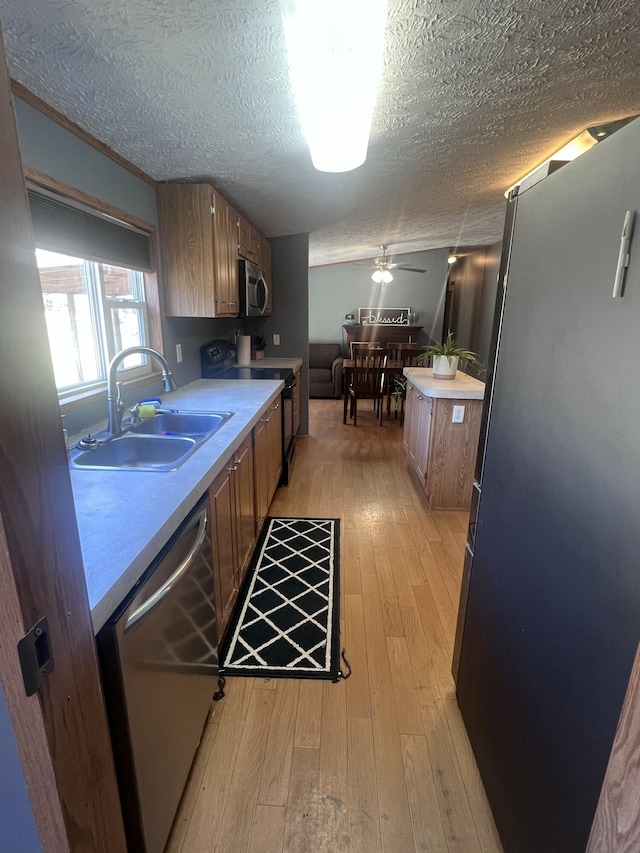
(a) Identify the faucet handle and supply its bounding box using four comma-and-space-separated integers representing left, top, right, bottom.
116, 382, 125, 416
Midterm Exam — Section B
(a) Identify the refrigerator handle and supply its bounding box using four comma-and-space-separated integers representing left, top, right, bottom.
124, 508, 208, 632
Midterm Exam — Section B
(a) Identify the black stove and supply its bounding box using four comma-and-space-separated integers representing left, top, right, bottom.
207, 365, 296, 387
200, 340, 296, 485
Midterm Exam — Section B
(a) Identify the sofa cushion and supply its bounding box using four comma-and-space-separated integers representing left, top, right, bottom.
309, 342, 341, 369
309, 367, 332, 383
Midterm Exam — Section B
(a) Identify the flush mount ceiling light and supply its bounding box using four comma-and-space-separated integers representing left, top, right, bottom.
448, 255, 457, 264
281, 0, 389, 172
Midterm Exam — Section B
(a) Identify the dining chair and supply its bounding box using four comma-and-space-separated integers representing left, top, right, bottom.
349, 340, 385, 358
385, 345, 430, 421
343, 347, 389, 426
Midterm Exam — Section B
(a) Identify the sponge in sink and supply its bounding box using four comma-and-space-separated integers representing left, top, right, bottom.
138, 404, 157, 419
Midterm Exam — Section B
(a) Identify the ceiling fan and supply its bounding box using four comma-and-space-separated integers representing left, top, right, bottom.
369, 245, 427, 283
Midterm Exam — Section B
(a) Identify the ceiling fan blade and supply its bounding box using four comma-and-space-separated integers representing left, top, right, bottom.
390, 264, 427, 273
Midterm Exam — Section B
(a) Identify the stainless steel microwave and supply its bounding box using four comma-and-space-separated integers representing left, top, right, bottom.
239, 259, 268, 316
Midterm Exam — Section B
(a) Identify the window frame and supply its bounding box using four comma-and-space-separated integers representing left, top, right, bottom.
25, 168, 165, 414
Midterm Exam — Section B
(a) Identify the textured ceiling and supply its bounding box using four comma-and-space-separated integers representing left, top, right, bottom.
1, 0, 640, 266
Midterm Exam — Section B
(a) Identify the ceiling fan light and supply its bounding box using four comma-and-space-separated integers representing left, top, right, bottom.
381, 269, 393, 283
371, 269, 384, 283
448, 255, 457, 264
281, 0, 389, 173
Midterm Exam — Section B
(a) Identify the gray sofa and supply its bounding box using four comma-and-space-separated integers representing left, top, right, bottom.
309, 343, 344, 398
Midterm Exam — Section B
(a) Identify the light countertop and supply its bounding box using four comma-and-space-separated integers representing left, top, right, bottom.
237, 357, 302, 370
72, 378, 284, 634
403, 367, 485, 399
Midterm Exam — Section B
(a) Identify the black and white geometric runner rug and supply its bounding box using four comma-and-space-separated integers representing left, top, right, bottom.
219, 518, 342, 681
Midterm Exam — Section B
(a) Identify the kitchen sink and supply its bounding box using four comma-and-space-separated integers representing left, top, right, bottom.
128, 410, 233, 437
71, 410, 234, 472
72, 434, 198, 472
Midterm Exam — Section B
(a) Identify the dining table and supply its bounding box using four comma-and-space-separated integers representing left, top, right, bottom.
341, 358, 405, 423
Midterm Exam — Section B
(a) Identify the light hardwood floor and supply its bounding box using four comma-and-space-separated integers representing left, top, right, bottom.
166, 399, 503, 853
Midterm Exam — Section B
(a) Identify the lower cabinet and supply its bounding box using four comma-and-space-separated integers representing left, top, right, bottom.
210, 402, 283, 643
403, 382, 483, 510
209, 435, 255, 643
253, 401, 283, 531
292, 367, 301, 436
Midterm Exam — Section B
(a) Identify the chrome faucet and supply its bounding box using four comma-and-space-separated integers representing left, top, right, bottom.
107, 347, 178, 436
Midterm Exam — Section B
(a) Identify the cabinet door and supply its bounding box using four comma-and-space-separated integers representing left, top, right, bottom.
238, 215, 259, 263
414, 393, 433, 483
212, 193, 238, 317
209, 463, 238, 642
226, 201, 240, 313
292, 368, 301, 435
403, 382, 416, 456
266, 400, 283, 500
233, 436, 256, 586
158, 182, 217, 317
253, 416, 270, 531
259, 235, 272, 315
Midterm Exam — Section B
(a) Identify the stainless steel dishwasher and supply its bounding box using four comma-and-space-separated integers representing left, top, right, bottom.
97, 493, 218, 853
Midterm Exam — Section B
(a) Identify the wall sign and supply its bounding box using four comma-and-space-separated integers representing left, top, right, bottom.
358, 307, 411, 325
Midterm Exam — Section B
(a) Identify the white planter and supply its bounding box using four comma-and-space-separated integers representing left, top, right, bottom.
432, 354, 459, 379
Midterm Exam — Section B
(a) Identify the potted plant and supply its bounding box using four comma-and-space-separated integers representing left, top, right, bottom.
253, 333, 267, 360
417, 331, 479, 379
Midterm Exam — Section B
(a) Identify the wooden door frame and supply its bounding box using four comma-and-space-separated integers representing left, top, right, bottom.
587, 641, 640, 852
0, 25, 126, 852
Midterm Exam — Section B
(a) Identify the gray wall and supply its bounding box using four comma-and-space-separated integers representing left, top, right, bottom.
0, 684, 43, 852
246, 233, 310, 434
309, 249, 449, 351
448, 242, 502, 379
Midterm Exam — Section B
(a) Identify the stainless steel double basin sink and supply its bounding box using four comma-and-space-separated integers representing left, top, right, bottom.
71, 411, 234, 472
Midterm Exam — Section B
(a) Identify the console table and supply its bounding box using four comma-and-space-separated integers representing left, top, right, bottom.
343, 324, 423, 350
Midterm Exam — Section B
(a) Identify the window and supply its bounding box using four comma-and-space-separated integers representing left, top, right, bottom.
36, 250, 150, 393
26, 179, 161, 400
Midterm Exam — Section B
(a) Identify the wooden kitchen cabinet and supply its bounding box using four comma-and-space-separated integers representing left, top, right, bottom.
157, 182, 239, 318
209, 435, 256, 642
292, 367, 301, 435
233, 434, 255, 587
238, 213, 260, 263
403, 382, 432, 483
209, 462, 238, 641
253, 400, 283, 531
403, 381, 483, 510
259, 234, 273, 315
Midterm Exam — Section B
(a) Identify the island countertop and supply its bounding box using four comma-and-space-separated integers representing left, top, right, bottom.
403, 367, 486, 399
71, 378, 284, 634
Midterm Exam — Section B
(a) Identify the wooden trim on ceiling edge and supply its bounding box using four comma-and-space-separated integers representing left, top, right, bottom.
11, 79, 157, 188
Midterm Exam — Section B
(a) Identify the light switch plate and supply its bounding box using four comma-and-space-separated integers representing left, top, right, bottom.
176, 343, 183, 363
273, 334, 281, 345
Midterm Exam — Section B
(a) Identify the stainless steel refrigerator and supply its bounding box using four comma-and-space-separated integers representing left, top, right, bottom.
455, 117, 640, 852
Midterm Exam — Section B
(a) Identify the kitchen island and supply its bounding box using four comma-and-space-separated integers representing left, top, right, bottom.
402, 367, 485, 510
72, 377, 285, 634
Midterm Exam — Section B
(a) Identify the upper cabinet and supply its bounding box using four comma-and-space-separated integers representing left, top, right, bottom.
237, 214, 259, 264
158, 182, 271, 319
158, 182, 238, 317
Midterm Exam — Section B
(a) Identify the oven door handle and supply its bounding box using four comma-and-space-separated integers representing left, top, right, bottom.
124, 508, 209, 632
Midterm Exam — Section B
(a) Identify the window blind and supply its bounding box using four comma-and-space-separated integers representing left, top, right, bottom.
27, 188, 152, 272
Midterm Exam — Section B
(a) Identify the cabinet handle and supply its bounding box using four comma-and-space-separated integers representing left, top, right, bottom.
227, 464, 238, 472
260, 416, 270, 422
271, 403, 280, 410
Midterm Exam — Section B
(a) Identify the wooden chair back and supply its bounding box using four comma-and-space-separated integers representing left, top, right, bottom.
387, 342, 428, 365
350, 341, 386, 359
